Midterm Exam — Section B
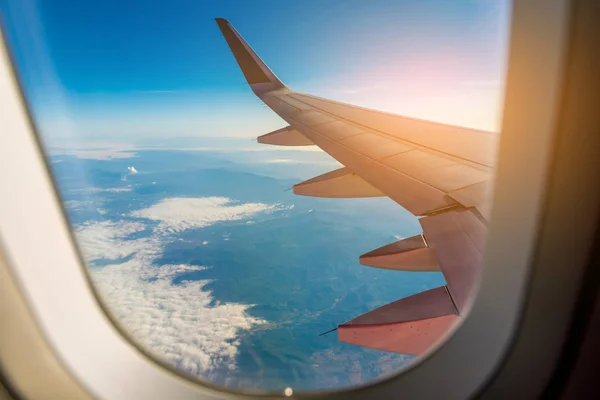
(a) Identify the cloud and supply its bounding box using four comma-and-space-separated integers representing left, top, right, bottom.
138, 145, 323, 153
64, 200, 85, 211
128, 166, 139, 174
261, 158, 341, 166
48, 143, 139, 160
264, 158, 294, 164
73, 196, 275, 376
130, 197, 276, 234
71, 187, 132, 194
89, 257, 265, 376
49, 142, 325, 161
56, 149, 137, 160
64, 199, 101, 211
74, 220, 149, 261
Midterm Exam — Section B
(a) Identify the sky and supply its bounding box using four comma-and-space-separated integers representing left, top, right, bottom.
0, 2, 512, 391
1, 0, 511, 144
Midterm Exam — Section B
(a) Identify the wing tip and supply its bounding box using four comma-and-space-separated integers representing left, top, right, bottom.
215, 18, 231, 32
214, 17, 285, 89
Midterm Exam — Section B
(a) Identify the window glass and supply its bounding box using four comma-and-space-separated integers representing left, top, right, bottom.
1, 0, 510, 393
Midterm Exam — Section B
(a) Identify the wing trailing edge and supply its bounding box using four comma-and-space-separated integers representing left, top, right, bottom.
293, 167, 384, 198
338, 286, 458, 355
337, 207, 484, 353
258, 126, 314, 146
419, 208, 485, 313
359, 234, 440, 272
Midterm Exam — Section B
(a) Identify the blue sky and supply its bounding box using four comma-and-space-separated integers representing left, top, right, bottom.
1, 0, 511, 143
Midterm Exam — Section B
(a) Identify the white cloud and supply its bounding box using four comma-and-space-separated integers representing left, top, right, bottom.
64, 199, 99, 211
130, 197, 276, 234
82, 235, 265, 376
128, 166, 139, 174
264, 158, 294, 164
260, 159, 340, 165
138, 145, 323, 153
73, 196, 275, 376
77, 150, 138, 160
64, 200, 85, 210
74, 220, 149, 261
106, 187, 133, 193
48, 143, 139, 160
57, 149, 137, 160
72, 187, 132, 194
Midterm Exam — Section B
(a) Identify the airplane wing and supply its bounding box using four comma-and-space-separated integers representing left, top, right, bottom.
216, 18, 494, 356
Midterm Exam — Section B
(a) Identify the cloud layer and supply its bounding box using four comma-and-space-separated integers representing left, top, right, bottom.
130, 197, 276, 234
74, 197, 273, 377
71, 187, 132, 194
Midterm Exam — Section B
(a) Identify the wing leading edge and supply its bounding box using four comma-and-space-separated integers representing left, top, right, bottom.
216, 18, 492, 356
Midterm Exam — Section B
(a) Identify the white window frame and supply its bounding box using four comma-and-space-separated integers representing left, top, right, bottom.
2, 0, 596, 398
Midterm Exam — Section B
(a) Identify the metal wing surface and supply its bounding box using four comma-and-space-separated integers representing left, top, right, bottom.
217, 18, 494, 356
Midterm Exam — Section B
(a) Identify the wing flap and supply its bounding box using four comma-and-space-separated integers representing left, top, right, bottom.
293, 167, 384, 198
419, 208, 486, 313
338, 315, 457, 355
338, 286, 457, 355
258, 126, 314, 146
359, 234, 439, 271
448, 181, 492, 220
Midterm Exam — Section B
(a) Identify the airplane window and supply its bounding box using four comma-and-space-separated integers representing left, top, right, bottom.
0, 0, 510, 394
